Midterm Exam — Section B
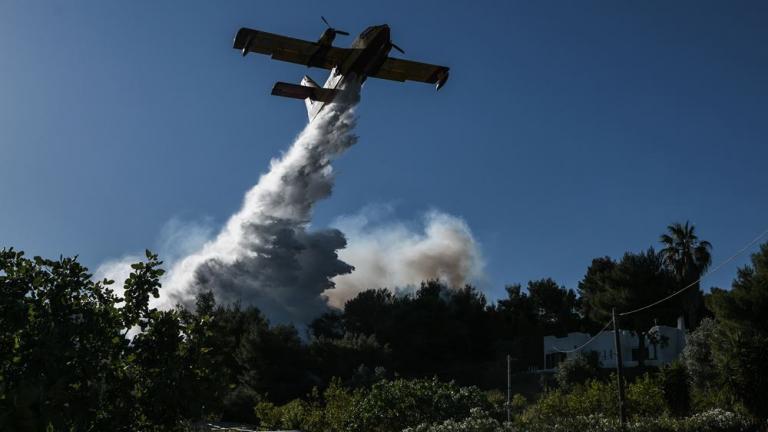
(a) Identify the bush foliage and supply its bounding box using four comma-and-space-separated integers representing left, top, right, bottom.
255, 377, 490, 432
257, 377, 759, 432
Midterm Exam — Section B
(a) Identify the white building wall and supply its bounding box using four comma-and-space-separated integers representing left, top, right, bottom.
541, 325, 686, 370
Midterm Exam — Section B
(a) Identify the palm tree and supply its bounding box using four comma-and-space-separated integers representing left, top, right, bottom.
659, 221, 712, 327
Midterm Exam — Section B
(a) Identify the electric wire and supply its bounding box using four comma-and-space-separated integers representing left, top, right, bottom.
619, 226, 768, 317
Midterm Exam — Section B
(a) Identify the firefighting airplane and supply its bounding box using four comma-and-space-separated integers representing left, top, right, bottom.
233, 17, 450, 121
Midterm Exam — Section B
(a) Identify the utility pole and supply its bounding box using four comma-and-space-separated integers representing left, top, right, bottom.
612, 308, 627, 427
506, 354, 511, 423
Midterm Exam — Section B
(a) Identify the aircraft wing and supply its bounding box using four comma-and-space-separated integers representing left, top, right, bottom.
233, 28, 349, 69
370, 57, 450, 89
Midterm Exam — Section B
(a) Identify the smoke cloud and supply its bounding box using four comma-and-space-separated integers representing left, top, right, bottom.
94, 218, 214, 301
324, 206, 484, 309
96, 79, 484, 324
157, 82, 361, 323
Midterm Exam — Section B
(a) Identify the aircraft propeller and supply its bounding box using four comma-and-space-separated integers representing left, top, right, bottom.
321, 16, 350, 37
390, 42, 405, 54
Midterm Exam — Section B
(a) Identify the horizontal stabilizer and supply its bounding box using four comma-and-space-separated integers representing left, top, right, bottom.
271, 82, 338, 103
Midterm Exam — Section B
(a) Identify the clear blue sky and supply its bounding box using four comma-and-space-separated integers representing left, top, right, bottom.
2, 1, 766, 301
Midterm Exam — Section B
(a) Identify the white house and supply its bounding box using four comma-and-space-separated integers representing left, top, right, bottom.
542, 317, 686, 370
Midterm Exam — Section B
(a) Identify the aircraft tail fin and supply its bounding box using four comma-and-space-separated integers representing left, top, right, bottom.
271, 78, 335, 122
301, 75, 320, 88
301, 76, 320, 118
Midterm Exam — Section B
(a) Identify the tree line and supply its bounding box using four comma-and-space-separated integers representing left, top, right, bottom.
2, 221, 767, 430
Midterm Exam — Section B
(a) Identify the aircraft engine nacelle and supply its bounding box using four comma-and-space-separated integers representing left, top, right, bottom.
435, 70, 449, 90
318, 28, 336, 46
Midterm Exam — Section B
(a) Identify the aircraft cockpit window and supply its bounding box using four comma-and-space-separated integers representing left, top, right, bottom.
360, 27, 375, 38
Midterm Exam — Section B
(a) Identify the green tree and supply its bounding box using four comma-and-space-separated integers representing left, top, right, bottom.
578, 249, 678, 366
309, 332, 391, 388
328, 281, 498, 385
713, 332, 768, 420
493, 284, 542, 370
554, 353, 599, 389
659, 221, 712, 328
681, 317, 718, 391
526, 278, 580, 336
660, 361, 690, 417
708, 242, 768, 335
707, 242, 768, 419
0, 249, 180, 431
347, 378, 491, 432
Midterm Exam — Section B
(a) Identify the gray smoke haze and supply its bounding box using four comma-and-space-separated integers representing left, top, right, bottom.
324, 206, 484, 309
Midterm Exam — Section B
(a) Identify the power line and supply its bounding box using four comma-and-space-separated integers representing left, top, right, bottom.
551, 318, 614, 353
619, 226, 768, 317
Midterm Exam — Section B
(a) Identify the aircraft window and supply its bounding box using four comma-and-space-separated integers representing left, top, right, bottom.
360, 27, 375, 38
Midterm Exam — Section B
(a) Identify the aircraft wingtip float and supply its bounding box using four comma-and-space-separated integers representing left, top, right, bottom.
233, 17, 450, 121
